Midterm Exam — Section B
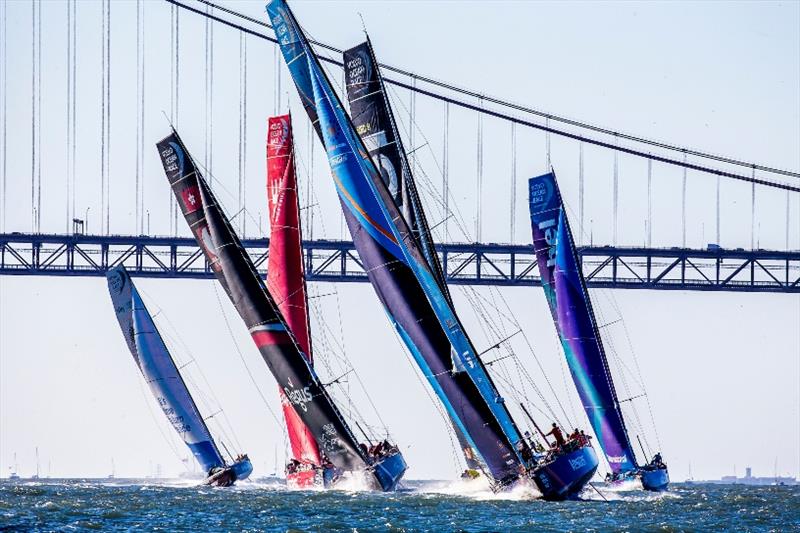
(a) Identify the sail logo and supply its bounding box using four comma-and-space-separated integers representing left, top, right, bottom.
607, 455, 628, 464
268, 118, 289, 151
180, 185, 202, 215
530, 178, 554, 208
330, 153, 348, 166
284, 385, 313, 412
538, 218, 558, 268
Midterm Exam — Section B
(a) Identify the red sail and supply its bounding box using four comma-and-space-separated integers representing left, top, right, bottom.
267, 114, 321, 466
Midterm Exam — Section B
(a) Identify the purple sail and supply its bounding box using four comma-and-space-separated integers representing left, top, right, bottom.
528, 172, 637, 475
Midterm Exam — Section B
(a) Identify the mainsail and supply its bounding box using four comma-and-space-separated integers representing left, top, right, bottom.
528, 172, 638, 474
343, 39, 479, 472
156, 130, 368, 472
106, 265, 225, 473
266, 114, 322, 467
268, 0, 524, 484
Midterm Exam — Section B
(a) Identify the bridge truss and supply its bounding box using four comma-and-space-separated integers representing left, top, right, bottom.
1, 233, 797, 293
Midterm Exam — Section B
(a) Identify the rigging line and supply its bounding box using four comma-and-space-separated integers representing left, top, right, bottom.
209, 278, 285, 432
602, 293, 662, 450
159, 325, 243, 453
485, 285, 575, 426
136, 378, 187, 468
184, 0, 799, 179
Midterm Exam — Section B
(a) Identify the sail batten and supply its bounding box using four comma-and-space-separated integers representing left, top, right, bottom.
528, 172, 637, 475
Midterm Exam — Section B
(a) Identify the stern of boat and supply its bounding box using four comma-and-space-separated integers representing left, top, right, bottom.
531, 444, 599, 501
371, 450, 407, 492
231, 457, 253, 482
640, 466, 669, 492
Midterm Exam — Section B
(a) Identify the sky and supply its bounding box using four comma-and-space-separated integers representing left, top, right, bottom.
0, 0, 798, 482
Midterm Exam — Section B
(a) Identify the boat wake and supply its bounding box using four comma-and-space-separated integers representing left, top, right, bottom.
410, 477, 542, 501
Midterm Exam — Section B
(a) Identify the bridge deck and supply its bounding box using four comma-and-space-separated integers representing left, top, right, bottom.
1, 233, 798, 293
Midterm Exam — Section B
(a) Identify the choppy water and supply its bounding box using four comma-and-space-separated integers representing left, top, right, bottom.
1, 479, 797, 532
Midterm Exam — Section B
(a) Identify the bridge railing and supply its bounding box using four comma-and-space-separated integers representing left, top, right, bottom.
1, 233, 797, 293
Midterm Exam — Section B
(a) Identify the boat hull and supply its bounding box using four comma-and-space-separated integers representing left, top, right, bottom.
371, 451, 407, 492
640, 467, 670, 492
532, 445, 599, 501
204, 458, 253, 487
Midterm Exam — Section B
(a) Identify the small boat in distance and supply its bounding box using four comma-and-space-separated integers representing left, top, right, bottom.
108, 458, 115, 479
8, 453, 19, 480
528, 171, 669, 492
31, 448, 40, 480
106, 265, 252, 487
266, 114, 335, 489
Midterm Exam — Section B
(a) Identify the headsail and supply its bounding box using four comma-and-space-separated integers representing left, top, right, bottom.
268, 0, 524, 484
156, 130, 368, 472
266, 114, 322, 466
106, 265, 225, 473
528, 172, 638, 474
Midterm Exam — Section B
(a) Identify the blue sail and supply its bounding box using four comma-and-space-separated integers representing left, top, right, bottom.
528, 172, 638, 474
106, 266, 225, 474
268, 0, 525, 483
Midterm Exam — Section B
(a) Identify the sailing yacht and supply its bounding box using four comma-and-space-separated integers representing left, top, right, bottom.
31, 448, 40, 480
266, 114, 339, 488
268, 0, 598, 500
107, 265, 253, 487
156, 129, 407, 492
8, 453, 19, 480
528, 171, 669, 492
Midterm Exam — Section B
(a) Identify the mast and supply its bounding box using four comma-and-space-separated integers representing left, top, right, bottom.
528, 172, 638, 475
156, 128, 371, 472
269, 0, 526, 485
106, 265, 227, 474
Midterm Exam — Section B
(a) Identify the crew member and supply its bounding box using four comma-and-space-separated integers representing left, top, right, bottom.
546, 423, 566, 447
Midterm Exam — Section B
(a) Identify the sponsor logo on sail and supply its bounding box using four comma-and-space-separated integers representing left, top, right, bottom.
607, 455, 628, 464
283, 384, 313, 412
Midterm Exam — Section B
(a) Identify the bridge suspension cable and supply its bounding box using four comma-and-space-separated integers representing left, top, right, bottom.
172, 0, 800, 189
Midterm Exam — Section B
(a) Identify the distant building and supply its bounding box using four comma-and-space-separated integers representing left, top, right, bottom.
709, 466, 796, 486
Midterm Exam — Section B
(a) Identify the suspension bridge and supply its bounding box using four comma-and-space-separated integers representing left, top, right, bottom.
0, 0, 798, 292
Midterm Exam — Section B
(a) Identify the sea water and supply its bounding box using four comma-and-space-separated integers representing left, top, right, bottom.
1, 479, 797, 531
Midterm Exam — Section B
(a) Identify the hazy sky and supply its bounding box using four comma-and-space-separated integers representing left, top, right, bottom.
0, 0, 798, 482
